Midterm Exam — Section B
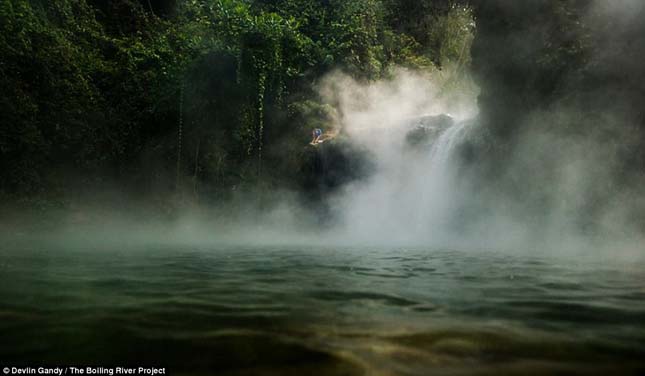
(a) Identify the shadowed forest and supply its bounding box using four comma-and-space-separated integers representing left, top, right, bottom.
1, 0, 473, 211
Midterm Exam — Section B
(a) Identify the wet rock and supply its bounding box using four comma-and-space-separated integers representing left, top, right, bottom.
299, 136, 373, 200
404, 114, 455, 148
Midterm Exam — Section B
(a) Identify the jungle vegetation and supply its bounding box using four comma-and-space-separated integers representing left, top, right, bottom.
0, 0, 473, 209
3, 0, 643, 230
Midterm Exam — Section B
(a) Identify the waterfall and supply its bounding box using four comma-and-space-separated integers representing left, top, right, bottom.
429, 120, 470, 168
412, 119, 472, 235
336, 116, 473, 245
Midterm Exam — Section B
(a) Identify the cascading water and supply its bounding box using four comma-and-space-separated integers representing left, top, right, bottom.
429, 119, 471, 169
336, 116, 473, 245
415, 118, 472, 231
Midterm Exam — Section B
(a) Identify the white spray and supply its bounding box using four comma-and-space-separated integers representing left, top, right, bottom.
321, 69, 479, 246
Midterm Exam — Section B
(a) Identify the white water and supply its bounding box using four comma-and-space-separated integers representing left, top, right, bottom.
335, 118, 473, 245
430, 120, 470, 170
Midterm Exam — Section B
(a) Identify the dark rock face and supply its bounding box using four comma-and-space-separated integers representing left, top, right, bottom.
300, 114, 457, 199
299, 137, 373, 201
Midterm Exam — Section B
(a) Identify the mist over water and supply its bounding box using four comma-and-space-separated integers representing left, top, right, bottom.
4, 67, 642, 261
306, 69, 642, 258
2, 2, 644, 258
0, 1, 642, 257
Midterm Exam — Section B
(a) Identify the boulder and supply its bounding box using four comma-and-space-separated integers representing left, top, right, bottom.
405, 114, 455, 148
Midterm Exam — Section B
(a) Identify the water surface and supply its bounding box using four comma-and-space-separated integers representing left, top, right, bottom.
1, 244, 644, 375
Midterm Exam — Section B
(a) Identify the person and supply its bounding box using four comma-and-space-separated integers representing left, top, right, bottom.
311, 128, 323, 144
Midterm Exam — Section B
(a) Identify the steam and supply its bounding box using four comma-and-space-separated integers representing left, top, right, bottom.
318, 69, 477, 138
3, 0, 644, 261
312, 63, 644, 257
316, 69, 479, 246
4, 64, 642, 261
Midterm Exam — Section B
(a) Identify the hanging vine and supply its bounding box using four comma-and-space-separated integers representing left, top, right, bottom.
181, 1, 308, 182
175, 78, 184, 190
256, 69, 267, 176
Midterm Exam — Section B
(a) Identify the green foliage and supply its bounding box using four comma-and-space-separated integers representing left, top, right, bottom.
0, 0, 476, 203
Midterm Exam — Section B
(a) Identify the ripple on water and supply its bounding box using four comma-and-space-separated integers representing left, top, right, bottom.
309, 290, 418, 307
2, 245, 645, 375
371, 328, 645, 375
8, 327, 366, 376
506, 300, 645, 324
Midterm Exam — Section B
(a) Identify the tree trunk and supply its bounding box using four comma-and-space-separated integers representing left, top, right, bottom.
146, 0, 156, 16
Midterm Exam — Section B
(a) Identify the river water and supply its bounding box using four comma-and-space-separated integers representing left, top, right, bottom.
1, 243, 644, 375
